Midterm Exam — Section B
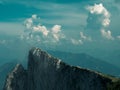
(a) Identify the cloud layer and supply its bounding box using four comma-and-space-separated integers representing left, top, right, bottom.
87, 3, 110, 27
11, 2, 119, 48
86, 3, 116, 40
101, 29, 114, 40
22, 14, 94, 46
23, 14, 65, 44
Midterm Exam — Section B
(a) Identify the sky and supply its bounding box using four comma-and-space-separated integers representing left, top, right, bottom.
0, 0, 120, 66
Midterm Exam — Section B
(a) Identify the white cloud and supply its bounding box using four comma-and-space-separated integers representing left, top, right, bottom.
32, 14, 37, 19
102, 18, 110, 27
70, 32, 92, 45
71, 38, 83, 45
86, 3, 116, 41
101, 29, 114, 40
24, 15, 49, 37
80, 32, 92, 41
52, 25, 61, 33
33, 25, 49, 36
87, 3, 110, 27
23, 15, 66, 43
80, 32, 87, 39
24, 18, 33, 29
24, 14, 95, 45
24, 14, 38, 29
51, 25, 65, 41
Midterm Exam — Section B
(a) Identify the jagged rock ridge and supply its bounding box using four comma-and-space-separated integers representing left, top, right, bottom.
3, 47, 120, 90
3, 64, 27, 90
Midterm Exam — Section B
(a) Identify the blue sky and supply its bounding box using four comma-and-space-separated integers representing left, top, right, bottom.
0, 0, 120, 66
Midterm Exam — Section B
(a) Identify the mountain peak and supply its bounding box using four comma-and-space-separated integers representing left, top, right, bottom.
12, 64, 24, 72
3, 64, 27, 90
3, 47, 120, 90
29, 47, 52, 60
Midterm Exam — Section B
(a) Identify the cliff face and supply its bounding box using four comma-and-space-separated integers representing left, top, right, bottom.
3, 64, 27, 90
3, 47, 118, 90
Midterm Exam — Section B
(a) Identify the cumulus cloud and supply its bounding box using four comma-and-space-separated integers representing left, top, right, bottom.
33, 25, 49, 36
52, 25, 61, 33
23, 14, 94, 46
23, 15, 49, 42
86, 3, 116, 40
23, 14, 65, 43
51, 25, 65, 41
80, 32, 87, 39
87, 3, 110, 27
80, 32, 92, 41
24, 14, 40, 29
24, 17, 33, 29
101, 29, 114, 40
70, 32, 92, 45
32, 14, 37, 19
71, 38, 83, 45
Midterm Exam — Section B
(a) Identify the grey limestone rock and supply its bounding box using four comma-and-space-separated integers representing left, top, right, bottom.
27, 47, 112, 90
3, 64, 27, 90
4, 47, 114, 90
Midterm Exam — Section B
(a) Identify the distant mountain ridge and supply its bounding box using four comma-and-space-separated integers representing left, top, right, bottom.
1, 49, 120, 90
48, 50, 120, 76
0, 62, 17, 90
3, 47, 120, 90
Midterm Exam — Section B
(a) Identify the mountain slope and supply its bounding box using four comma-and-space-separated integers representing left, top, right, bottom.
3, 64, 27, 90
3, 47, 120, 90
48, 50, 120, 76
0, 62, 17, 90
1, 49, 120, 90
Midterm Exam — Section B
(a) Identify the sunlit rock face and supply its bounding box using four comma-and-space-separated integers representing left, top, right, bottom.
3, 64, 27, 90
4, 47, 112, 90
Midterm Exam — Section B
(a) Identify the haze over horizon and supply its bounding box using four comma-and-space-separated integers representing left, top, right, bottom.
0, 0, 120, 67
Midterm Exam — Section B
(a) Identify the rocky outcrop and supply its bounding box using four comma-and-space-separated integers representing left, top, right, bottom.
3, 64, 27, 90
3, 47, 120, 90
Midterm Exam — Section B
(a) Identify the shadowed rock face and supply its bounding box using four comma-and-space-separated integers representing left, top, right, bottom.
4, 47, 115, 90
3, 64, 27, 90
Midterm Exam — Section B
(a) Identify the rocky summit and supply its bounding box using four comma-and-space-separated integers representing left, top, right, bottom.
3, 47, 120, 90
3, 64, 27, 90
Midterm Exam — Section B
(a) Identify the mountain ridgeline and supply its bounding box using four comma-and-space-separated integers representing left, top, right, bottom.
3, 47, 120, 90
48, 50, 120, 76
